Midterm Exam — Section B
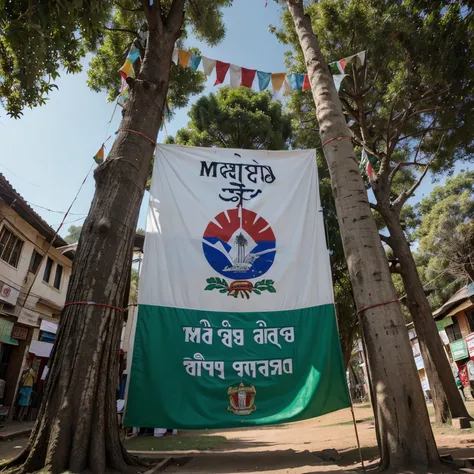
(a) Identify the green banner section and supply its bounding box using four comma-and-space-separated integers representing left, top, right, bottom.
125, 304, 349, 429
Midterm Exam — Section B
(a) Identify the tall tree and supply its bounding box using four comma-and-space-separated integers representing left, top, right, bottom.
3, 1, 231, 473
284, 0, 439, 470
0, 1, 113, 118
64, 225, 83, 244
417, 171, 474, 290
167, 86, 292, 149
277, 0, 472, 425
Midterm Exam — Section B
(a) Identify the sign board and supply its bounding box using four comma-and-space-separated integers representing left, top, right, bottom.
414, 354, 424, 370
17, 308, 40, 327
29, 340, 53, 358
0, 282, 19, 306
125, 145, 349, 429
40, 320, 58, 334
450, 339, 469, 361
439, 329, 449, 345
11, 325, 28, 340
466, 333, 474, 358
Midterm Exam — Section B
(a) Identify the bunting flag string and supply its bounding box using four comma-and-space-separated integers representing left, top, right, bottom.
98, 43, 366, 166
117, 43, 366, 97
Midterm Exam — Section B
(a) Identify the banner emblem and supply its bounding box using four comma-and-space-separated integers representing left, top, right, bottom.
228, 382, 257, 416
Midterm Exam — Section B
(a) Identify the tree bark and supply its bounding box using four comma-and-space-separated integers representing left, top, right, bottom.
285, 0, 440, 470
3, 9, 182, 474
380, 204, 471, 424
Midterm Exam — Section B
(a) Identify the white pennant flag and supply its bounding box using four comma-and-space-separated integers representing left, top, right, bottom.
333, 74, 346, 92
229, 64, 242, 89
283, 76, 292, 96
357, 51, 366, 66
202, 57, 216, 76
171, 48, 179, 65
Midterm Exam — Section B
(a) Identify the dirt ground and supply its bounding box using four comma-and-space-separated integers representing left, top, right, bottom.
4, 403, 474, 473
137, 403, 474, 473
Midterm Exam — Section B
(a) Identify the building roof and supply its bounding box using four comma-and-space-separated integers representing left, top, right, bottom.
0, 174, 68, 248
433, 283, 474, 319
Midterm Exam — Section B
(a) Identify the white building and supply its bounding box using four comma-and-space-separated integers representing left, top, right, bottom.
0, 174, 73, 418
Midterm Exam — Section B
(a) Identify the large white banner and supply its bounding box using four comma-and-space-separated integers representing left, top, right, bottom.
140, 145, 333, 311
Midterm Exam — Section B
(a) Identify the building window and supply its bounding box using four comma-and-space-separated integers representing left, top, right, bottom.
446, 318, 463, 342
466, 309, 474, 333
0, 227, 24, 268
43, 257, 54, 283
28, 250, 43, 274
53, 264, 63, 290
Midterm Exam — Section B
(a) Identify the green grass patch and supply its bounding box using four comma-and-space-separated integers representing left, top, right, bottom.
356, 404, 372, 409
124, 434, 229, 452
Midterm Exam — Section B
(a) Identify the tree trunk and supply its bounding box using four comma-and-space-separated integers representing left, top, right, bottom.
3, 13, 181, 474
380, 204, 470, 424
285, 0, 440, 470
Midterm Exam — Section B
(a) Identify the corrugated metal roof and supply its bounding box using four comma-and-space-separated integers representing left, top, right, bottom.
0, 174, 68, 248
433, 283, 474, 318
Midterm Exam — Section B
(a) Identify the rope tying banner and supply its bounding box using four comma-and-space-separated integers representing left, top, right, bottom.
322, 136, 352, 148
64, 302, 124, 312
357, 298, 400, 315
116, 128, 157, 146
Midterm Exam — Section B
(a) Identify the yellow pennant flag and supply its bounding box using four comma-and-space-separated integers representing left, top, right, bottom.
178, 49, 192, 68
271, 73, 286, 94
119, 59, 135, 79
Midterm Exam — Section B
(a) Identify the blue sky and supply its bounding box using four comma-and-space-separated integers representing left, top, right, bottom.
0, 0, 466, 239
0, 0, 289, 238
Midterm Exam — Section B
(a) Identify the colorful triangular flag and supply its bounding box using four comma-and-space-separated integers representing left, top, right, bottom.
119, 59, 135, 80
271, 73, 286, 94
229, 64, 242, 89
241, 68, 257, 88
93, 145, 105, 165
302, 74, 311, 91
178, 49, 191, 68
189, 54, 202, 71
257, 71, 271, 91
202, 57, 216, 76
214, 61, 230, 86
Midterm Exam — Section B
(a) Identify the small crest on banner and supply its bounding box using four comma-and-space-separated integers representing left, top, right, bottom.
227, 382, 256, 416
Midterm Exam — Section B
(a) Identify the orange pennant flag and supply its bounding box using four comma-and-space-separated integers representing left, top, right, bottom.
178, 49, 192, 68
271, 73, 286, 94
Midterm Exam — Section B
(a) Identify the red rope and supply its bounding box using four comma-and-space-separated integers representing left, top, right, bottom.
64, 302, 124, 312
322, 135, 352, 148
116, 128, 157, 146
357, 299, 400, 315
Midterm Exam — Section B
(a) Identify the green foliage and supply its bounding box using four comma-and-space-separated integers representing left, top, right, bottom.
1, 0, 231, 117
0, 0, 113, 117
253, 280, 276, 294
275, 0, 474, 183
64, 225, 83, 244
88, 0, 231, 106
205, 277, 229, 293
166, 87, 292, 150
415, 171, 474, 308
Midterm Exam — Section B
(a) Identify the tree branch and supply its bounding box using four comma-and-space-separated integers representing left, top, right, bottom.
392, 133, 445, 213
166, 0, 186, 33
114, 1, 143, 12
142, 0, 163, 33
379, 234, 393, 246
104, 26, 140, 37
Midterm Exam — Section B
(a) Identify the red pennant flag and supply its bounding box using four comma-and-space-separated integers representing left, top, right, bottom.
241, 68, 257, 88
338, 58, 347, 73
302, 74, 311, 91
214, 61, 230, 86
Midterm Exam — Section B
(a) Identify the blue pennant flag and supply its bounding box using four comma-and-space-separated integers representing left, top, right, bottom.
189, 54, 202, 71
288, 73, 305, 91
257, 71, 271, 91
